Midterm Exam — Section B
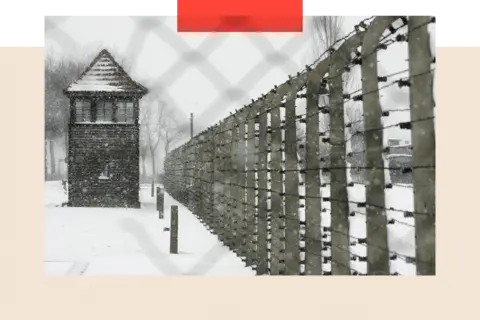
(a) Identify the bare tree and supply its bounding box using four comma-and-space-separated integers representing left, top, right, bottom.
309, 16, 364, 150
139, 134, 149, 182
45, 54, 86, 138
310, 16, 344, 60
45, 53, 86, 179
140, 95, 188, 183
140, 98, 164, 181
305, 16, 365, 184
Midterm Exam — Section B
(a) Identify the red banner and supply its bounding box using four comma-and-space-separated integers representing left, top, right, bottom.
176, 0, 305, 16
177, 0, 303, 32
177, 15, 303, 32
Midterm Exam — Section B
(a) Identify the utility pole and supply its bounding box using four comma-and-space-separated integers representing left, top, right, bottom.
190, 113, 194, 138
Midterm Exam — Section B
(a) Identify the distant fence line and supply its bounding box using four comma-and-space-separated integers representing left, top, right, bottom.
163, 16, 435, 275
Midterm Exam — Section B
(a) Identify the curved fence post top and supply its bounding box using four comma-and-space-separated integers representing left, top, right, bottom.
245, 99, 262, 120
362, 16, 403, 56
272, 82, 290, 105
263, 89, 277, 106
284, 71, 309, 103
333, 30, 366, 63
307, 30, 366, 87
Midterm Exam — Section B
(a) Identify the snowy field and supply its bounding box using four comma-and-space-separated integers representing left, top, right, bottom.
45, 179, 417, 276
44, 181, 255, 276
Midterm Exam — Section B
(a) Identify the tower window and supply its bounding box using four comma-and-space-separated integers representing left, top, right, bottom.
116, 100, 134, 123
96, 100, 114, 122
75, 99, 91, 122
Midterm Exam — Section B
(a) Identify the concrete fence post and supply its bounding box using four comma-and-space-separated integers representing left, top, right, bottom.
170, 205, 178, 254
157, 186, 164, 219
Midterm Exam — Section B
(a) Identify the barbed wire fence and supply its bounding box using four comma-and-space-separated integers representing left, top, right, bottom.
164, 16, 436, 276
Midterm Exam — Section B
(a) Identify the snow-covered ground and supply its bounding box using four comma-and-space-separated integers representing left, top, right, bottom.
44, 181, 255, 276
45, 179, 417, 276
315, 183, 417, 275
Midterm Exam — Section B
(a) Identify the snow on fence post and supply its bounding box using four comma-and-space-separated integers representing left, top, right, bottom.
408, 16, 436, 275
329, 31, 366, 275
238, 110, 248, 264
191, 136, 200, 219
170, 205, 179, 254
233, 109, 248, 263
270, 84, 289, 275
230, 114, 241, 255
179, 146, 186, 202
210, 124, 221, 237
245, 102, 259, 268
215, 119, 228, 245
196, 132, 207, 227
361, 16, 397, 275
205, 127, 216, 231
183, 143, 189, 208
187, 140, 195, 212
283, 81, 301, 275
222, 117, 235, 250
302, 67, 323, 275
256, 94, 270, 275
157, 186, 164, 219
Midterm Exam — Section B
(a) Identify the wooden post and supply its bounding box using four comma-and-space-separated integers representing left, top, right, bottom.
170, 205, 179, 254
157, 187, 164, 219
151, 179, 154, 197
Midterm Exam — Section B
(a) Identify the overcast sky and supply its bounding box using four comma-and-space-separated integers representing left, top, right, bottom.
45, 16, 435, 145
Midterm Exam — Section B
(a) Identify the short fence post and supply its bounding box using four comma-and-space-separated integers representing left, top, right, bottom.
151, 179, 154, 197
157, 187, 164, 219
170, 205, 178, 254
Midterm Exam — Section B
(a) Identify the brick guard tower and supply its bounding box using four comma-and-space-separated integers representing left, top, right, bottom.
64, 49, 148, 208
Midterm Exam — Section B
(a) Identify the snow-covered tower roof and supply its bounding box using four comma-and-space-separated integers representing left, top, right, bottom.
64, 49, 148, 97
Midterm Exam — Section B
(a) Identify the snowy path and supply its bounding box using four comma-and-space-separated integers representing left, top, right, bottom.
44, 181, 255, 276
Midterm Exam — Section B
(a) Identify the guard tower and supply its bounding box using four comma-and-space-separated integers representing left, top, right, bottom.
64, 49, 148, 208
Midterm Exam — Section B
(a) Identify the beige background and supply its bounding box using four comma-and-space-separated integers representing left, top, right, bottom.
0, 47, 473, 319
